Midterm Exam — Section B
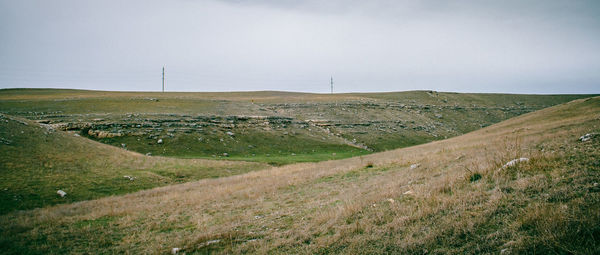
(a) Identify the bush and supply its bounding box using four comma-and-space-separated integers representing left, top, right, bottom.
469, 173, 482, 182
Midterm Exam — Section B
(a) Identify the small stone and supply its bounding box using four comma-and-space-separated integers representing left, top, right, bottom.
57, 190, 67, 197
171, 248, 181, 254
205, 240, 220, 245
387, 198, 395, 204
502, 158, 529, 168
410, 164, 420, 169
157, 139, 163, 144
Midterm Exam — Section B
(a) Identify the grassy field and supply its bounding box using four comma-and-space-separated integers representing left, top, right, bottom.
0, 89, 593, 165
0, 114, 268, 214
1, 96, 598, 254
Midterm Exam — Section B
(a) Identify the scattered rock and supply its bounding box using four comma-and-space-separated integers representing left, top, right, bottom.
57, 190, 67, 197
226, 131, 234, 136
0, 137, 12, 145
206, 240, 220, 245
502, 158, 529, 168
123, 176, 135, 181
157, 139, 163, 144
171, 247, 181, 254
410, 164, 420, 169
223, 153, 229, 157
580, 133, 598, 142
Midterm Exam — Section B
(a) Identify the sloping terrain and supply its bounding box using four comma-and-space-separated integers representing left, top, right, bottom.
0, 89, 593, 164
0, 114, 268, 214
1, 97, 598, 254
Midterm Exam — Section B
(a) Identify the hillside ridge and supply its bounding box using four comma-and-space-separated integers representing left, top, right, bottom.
1, 89, 593, 165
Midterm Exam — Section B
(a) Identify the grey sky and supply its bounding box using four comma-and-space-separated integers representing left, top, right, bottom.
1, 0, 599, 93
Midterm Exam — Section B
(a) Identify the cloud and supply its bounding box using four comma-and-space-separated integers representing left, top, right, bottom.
0, 0, 598, 93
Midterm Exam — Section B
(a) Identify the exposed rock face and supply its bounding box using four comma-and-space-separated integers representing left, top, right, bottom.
88, 130, 122, 138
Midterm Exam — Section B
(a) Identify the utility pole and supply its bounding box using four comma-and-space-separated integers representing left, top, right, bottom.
330, 76, 333, 94
162, 66, 165, 93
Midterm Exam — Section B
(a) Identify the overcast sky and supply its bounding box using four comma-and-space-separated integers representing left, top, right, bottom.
1, 0, 599, 93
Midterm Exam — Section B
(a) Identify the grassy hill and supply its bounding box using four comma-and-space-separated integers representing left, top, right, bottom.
1, 96, 598, 254
0, 114, 268, 214
0, 89, 593, 165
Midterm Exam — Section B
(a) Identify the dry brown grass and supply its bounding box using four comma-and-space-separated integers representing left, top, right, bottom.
1, 97, 599, 254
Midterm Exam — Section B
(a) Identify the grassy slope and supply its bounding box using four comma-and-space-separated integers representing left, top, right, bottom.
0, 114, 268, 214
1, 97, 598, 254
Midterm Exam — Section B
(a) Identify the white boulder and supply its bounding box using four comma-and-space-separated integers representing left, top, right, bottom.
580, 133, 598, 142
57, 190, 67, 197
502, 158, 529, 168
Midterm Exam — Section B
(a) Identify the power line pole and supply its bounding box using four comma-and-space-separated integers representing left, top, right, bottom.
162, 66, 165, 92
330, 76, 334, 94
